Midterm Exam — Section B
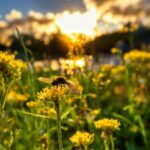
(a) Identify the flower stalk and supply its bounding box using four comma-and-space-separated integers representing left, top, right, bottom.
110, 134, 114, 150
104, 139, 109, 150
2, 80, 14, 111
55, 99, 63, 150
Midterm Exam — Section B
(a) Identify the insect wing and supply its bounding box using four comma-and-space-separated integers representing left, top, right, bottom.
38, 77, 52, 84
67, 81, 80, 95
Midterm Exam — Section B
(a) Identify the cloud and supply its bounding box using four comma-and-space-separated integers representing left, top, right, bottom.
0, 1, 150, 47
0, 20, 8, 28
28, 10, 44, 20
55, 10, 99, 36
83, 0, 150, 23
0, 10, 59, 46
5, 9, 23, 21
0, 8, 100, 47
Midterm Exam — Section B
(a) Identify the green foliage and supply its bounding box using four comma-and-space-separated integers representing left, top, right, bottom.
1, 49, 150, 150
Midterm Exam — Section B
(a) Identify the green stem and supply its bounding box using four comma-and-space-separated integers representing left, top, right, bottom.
55, 101, 63, 150
16, 28, 29, 64
84, 145, 88, 150
125, 64, 134, 114
137, 115, 147, 146
16, 28, 36, 98
104, 139, 109, 150
2, 80, 13, 111
110, 135, 114, 150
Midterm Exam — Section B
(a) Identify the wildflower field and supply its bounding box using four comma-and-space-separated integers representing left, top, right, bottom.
0, 44, 150, 150
1, 0, 150, 149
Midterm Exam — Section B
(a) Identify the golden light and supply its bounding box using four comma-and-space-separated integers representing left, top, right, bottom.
59, 55, 93, 75
76, 58, 85, 68
56, 10, 98, 36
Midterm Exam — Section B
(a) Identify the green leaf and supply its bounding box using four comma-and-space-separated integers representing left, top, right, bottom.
16, 110, 56, 120
0, 144, 6, 150
112, 113, 134, 125
61, 107, 74, 120
127, 140, 135, 150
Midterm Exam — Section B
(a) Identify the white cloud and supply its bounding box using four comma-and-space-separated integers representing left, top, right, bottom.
0, 20, 8, 28
5, 9, 23, 21
83, 0, 150, 24
28, 10, 44, 20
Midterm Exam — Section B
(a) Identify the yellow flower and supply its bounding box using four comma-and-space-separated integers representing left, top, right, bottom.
124, 50, 150, 62
94, 118, 120, 132
0, 51, 27, 80
39, 108, 56, 116
134, 94, 146, 104
37, 86, 69, 101
129, 125, 138, 133
38, 133, 48, 149
98, 73, 105, 79
26, 101, 41, 108
69, 131, 94, 147
90, 109, 100, 116
7, 90, 28, 102
86, 109, 101, 123
93, 72, 111, 86
111, 48, 120, 54
101, 64, 113, 72
111, 65, 125, 75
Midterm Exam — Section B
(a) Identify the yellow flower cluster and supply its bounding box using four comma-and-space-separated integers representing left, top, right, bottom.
93, 72, 111, 86
0, 51, 27, 80
124, 50, 150, 62
38, 133, 48, 149
111, 65, 125, 75
86, 109, 100, 123
7, 90, 29, 102
69, 131, 94, 147
111, 48, 120, 54
39, 108, 56, 116
98, 73, 105, 79
94, 118, 120, 132
134, 94, 145, 104
26, 101, 41, 108
37, 86, 69, 101
101, 64, 113, 72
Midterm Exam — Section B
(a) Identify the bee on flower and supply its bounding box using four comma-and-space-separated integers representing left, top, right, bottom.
37, 86, 69, 102
37, 76, 83, 150
38, 76, 83, 95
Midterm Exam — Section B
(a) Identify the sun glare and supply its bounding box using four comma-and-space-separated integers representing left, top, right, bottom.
56, 10, 98, 36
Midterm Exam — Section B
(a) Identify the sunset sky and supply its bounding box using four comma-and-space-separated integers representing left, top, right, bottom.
0, 0, 85, 17
0, 0, 150, 47
1, 0, 149, 23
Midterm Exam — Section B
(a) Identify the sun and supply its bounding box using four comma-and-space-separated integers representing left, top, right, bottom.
56, 10, 98, 36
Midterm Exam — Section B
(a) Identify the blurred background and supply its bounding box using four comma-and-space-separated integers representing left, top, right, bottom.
0, 0, 150, 59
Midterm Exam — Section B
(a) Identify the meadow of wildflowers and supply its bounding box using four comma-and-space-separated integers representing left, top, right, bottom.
0, 46, 150, 150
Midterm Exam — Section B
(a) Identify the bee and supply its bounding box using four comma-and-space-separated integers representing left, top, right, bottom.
51, 77, 68, 86
38, 76, 80, 94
